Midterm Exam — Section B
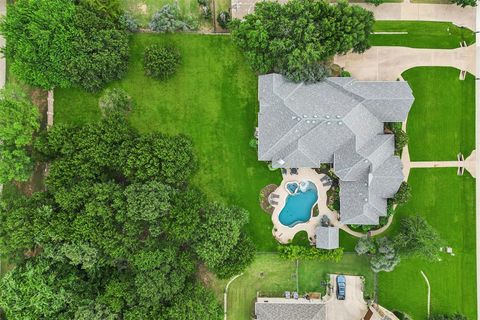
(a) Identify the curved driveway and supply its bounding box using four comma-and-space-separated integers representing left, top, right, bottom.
334, 45, 475, 81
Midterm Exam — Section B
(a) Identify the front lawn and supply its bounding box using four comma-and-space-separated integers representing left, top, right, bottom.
370, 21, 475, 49
214, 253, 373, 320
377, 168, 477, 319
404, 67, 475, 161
55, 33, 282, 251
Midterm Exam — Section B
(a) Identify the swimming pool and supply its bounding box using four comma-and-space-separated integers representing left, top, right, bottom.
279, 180, 318, 227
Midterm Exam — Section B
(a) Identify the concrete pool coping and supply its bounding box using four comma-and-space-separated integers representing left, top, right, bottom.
271, 168, 337, 244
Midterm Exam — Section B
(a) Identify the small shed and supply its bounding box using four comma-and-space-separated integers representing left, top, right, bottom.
315, 226, 339, 249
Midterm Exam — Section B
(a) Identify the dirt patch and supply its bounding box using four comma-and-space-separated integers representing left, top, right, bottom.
259, 184, 278, 214
197, 264, 216, 288
137, 3, 148, 14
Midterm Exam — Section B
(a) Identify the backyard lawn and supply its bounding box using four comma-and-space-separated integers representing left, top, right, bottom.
404, 67, 475, 161
212, 253, 373, 320
370, 21, 475, 49
377, 168, 476, 319
55, 33, 282, 251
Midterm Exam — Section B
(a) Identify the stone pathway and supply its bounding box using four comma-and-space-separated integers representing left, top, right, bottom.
334, 45, 475, 81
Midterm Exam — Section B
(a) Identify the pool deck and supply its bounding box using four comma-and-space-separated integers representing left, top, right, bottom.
271, 168, 337, 244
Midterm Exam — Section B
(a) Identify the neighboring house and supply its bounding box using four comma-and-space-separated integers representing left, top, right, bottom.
254, 275, 399, 320
257, 74, 414, 225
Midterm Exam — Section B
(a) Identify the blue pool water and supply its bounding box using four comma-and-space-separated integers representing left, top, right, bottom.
279, 181, 318, 227
286, 182, 298, 194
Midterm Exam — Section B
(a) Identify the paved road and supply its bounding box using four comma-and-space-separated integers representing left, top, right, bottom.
334, 45, 475, 81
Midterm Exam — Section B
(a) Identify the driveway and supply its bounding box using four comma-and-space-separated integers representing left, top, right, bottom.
334, 45, 475, 81
355, 3, 475, 30
326, 275, 368, 320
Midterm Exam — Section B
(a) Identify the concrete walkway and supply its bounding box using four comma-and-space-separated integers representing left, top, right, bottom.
334, 45, 475, 81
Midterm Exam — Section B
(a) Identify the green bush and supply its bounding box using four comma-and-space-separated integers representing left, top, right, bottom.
98, 88, 133, 117
366, 0, 385, 6
144, 45, 181, 80
340, 70, 351, 77
278, 245, 344, 262
217, 11, 231, 29
149, 4, 194, 32
284, 62, 331, 83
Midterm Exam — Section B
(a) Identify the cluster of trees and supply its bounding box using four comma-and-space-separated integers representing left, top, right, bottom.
230, 0, 374, 82
0, 115, 255, 318
355, 237, 400, 273
1, 0, 129, 92
0, 89, 39, 184
278, 245, 344, 262
355, 215, 442, 272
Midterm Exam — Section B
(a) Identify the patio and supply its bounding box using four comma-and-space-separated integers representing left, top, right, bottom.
270, 168, 337, 244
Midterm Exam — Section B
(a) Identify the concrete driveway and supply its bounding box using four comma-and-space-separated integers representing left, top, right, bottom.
327, 274, 368, 320
334, 45, 475, 81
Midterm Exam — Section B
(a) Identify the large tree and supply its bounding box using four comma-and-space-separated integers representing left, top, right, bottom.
0, 116, 249, 319
395, 215, 443, 261
0, 90, 39, 183
1, 0, 128, 91
230, 0, 374, 82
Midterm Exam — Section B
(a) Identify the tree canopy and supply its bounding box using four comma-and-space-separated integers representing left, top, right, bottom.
1, 0, 129, 91
395, 215, 443, 261
230, 0, 374, 82
0, 90, 39, 183
0, 116, 251, 319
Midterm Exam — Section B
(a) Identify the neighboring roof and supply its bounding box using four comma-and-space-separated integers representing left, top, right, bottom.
255, 301, 326, 320
258, 74, 414, 225
315, 226, 339, 249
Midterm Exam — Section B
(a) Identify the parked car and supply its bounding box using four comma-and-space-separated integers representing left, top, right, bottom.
336, 275, 346, 300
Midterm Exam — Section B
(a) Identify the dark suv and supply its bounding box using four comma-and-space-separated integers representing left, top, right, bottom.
336, 275, 346, 300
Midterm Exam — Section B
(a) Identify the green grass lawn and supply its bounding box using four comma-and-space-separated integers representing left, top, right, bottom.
217, 253, 373, 320
404, 67, 475, 161
377, 169, 476, 319
370, 21, 475, 49
55, 33, 282, 251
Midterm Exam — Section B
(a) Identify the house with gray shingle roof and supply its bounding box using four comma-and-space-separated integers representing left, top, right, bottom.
258, 74, 414, 225
315, 226, 339, 250
255, 299, 326, 320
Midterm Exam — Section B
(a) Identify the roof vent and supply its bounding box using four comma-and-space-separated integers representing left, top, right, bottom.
327, 121, 331, 125
303, 115, 307, 118
277, 159, 285, 165
336, 115, 341, 119
364, 198, 368, 202
364, 159, 368, 163
338, 121, 343, 125
312, 120, 316, 124
325, 115, 331, 119
306, 120, 311, 124
291, 116, 297, 120
364, 182, 368, 186
313, 115, 318, 118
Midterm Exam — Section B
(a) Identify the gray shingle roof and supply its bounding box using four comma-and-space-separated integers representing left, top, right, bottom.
258, 74, 414, 225
315, 226, 339, 249
255, 301, 326, 320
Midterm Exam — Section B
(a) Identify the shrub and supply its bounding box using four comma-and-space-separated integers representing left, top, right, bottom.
119, 11, 139, 32
98, 88, 133, 116
450, 0, 476, 7
366, 0, 385, 6
278, 245, 344, 262
429, 314, 467, 320
393, 182, 411, 205
340, 70, 351, 77
149, 5, 192, 32
201, 5, 212, 19
144, 45, 181, 80
217, 11, 231, 29
283, 62, 331, 83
